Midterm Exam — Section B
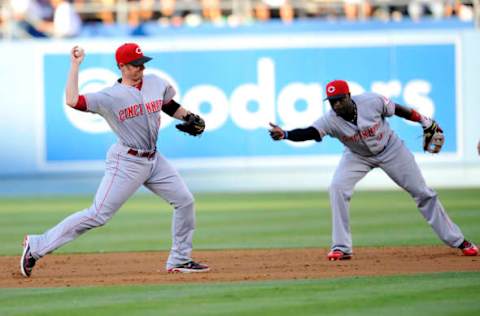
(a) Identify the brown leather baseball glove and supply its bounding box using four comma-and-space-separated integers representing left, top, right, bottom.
423, 121, 444, 153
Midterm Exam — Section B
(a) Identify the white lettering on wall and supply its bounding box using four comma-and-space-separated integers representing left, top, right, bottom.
68, 59, 437, 139
182, 85, 229, 131
230, 58, 276, 130
403, 79, 434, 117
371, 80, 402, 99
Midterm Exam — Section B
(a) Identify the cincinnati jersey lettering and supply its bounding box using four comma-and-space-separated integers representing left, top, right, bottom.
118, 99, 163, 122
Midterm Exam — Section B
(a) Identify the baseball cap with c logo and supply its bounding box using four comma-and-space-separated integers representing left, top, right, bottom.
115, 43, 152, 66
324, 79, 350, 101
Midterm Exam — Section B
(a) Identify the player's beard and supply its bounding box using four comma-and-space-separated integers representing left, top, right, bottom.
336, 102, 355, 121
334, 105, 348, 117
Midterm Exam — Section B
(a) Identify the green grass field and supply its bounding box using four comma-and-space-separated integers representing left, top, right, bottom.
1, 188, 479, 315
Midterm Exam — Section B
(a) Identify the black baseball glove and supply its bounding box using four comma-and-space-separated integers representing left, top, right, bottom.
176, 113, 205, 136
423, 120, 444, 153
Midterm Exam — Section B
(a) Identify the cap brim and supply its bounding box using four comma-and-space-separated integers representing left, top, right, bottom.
129, 56, 152, 66
323, 94, 348, 101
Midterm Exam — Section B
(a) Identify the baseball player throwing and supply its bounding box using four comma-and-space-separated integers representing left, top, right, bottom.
269, 79, 478, 260
20, 43, 209, 277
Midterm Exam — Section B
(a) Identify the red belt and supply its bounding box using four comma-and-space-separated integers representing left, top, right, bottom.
127, 149, 156, 159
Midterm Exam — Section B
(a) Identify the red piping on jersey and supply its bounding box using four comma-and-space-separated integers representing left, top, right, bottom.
73, 95, 87, 111
409, 109, 422, 122
36, 153, 121, 256
72, 82, 143, 114
94, 152, 121, 217
134, 80, 143, 90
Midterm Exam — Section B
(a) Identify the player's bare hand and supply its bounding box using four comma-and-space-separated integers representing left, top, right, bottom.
71, 46, 85, 64
269, 122, 285, 141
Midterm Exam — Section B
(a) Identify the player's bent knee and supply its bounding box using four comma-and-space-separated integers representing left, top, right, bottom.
83, 207, 114, 227
329, 182, 347, 195
414, 189, 438, 207
93, 214, 110, 227
169, 190, 195, 210
179, 193, 195, 209
329, 182, 355, 202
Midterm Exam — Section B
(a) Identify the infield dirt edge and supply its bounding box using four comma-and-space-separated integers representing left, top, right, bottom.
3, 246, 479, 288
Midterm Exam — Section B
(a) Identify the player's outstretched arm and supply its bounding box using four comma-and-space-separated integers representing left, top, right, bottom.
268, 122, 285, 140
394, 104, 444, 153
268, 122, 322, 142
394, 103, 433, 129
65, 46, 85, 108
167, 105, 205, 137
169, 105, 189, 121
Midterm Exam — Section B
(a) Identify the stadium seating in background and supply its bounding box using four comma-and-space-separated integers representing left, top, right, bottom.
0, 0, 478, 39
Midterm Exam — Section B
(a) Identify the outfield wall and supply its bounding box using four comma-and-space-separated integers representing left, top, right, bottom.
0, 28, 479, 195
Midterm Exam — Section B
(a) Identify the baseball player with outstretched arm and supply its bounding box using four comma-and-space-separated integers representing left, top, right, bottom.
20, 43, 209, 277
269, 79, 478, 260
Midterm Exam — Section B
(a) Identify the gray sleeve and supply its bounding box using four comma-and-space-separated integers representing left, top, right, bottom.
378, 94, 395, 117
311, 115, 330, 138
84, 91, 110, 115
164, 85, 176, 103
157, 77, 176, 103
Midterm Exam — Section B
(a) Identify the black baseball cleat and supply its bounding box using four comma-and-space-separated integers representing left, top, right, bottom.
20, 235, 37, 277
167, 260, 210, 273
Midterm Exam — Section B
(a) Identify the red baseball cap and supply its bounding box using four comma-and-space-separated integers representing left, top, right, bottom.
324, 80, 350, 100
115, 43, 152, 66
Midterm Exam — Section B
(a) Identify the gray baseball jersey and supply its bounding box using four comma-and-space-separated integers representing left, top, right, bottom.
312, 92, 465, 253
313, 92, 396, 157
27, 74, 196, 270
85, 74, 176, 151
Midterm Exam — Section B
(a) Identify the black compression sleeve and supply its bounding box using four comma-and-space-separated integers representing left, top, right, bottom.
161, 99, 181, 117
285, 127, 322, 142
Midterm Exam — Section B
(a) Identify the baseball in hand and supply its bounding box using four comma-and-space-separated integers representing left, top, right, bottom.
73, 47, 84, 58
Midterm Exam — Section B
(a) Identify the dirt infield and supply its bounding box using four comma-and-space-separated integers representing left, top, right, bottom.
2, 246, 479, 288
